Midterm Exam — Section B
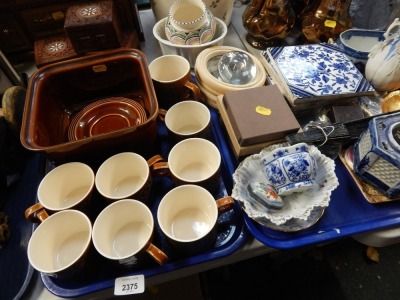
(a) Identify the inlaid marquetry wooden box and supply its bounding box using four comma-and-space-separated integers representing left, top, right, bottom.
34, 35, 79, 68
64, 0, 122, 54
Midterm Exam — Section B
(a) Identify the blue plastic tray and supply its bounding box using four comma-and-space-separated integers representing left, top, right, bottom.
40, 108, 247, 298
243, 161, 400, 249
0, 153, 45, 300
213, 111, 400, 250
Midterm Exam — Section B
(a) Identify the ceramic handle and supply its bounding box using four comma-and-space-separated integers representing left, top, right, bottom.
146, 243, 169, 265
25, 202, 49, 223
184, 81, 202, 102
216, 196, 235, 214
148, 155, 170, 177
157, 109, 167, 122
385, 18, 400, 38
147, 154, 165, 167
151, 161, 171, 177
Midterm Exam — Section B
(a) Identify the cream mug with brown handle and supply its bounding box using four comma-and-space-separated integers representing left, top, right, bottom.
158, 100, 212, 143
148, 55, 201, 109
25, 162, 95, 223
153, 138, 222, 193
95, 152, 166, 204
27, 209, 92, 279
157, 184, 234, 255
92, 199, 168, 268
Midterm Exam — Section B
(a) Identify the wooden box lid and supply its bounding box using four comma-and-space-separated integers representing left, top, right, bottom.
34, 35, 79, 68
64, 0, 116, 28
64, 0, 122, 53
216, 95, 284, 158
223, 85, 301, 146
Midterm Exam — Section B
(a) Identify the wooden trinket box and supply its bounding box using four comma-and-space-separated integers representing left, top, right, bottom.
64, 0, 122, 54
34, 35, 79, 68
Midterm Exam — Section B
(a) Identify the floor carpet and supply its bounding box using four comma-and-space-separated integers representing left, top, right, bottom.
200, 237, 400, 300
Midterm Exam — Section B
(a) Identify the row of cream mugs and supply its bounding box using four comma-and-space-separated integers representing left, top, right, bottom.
25, 137, 221, 223
148, 54, 211, 140
27, 186, 234, 278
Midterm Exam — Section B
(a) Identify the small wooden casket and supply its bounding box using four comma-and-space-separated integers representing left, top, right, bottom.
34, 35, 79, 68
64, 0, 122, 54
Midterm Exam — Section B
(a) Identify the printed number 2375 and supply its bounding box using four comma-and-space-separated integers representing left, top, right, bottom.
122, 283, 138, 291
115, 275, 144, 295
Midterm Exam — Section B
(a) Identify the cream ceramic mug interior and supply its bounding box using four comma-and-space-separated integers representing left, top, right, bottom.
157, 184, 234, 255
25, 162, 95, 222
95, 152, 165, 203
27, 209, 92, 278
92, 199, 168, 267
148, 55, 201, 109
154, 138, 221, 192
159, 100, 211, 142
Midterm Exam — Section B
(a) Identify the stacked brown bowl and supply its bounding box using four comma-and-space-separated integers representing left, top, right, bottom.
67, 97, 148, 142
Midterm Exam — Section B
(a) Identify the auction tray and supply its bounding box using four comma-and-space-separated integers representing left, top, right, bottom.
40, 107, 247, 298
214, 116, 400, 250
0, 153, 46, 300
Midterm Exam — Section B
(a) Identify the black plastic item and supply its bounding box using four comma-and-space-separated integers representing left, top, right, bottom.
285, 122, 351, 145
0, 117, 28, 175
329, 105, 365, 124
287, 110, 400, 151
0, 153, 46, 300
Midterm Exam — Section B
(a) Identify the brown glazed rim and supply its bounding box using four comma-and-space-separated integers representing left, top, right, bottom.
67, 97, 148, 141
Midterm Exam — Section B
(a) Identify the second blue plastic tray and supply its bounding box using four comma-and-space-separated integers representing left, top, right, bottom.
212, 108, 400, 250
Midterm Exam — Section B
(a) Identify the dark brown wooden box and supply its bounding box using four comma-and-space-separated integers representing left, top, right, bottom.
34, 30, 139, 68
223, 85, 301, 146
34, 35, 79, 68
64, 0, 122, 54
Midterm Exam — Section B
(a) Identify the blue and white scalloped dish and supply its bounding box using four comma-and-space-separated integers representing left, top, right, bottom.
232, 143, 339, 226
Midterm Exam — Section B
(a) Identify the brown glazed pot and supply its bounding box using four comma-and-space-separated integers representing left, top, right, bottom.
20, 49, 159, 166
